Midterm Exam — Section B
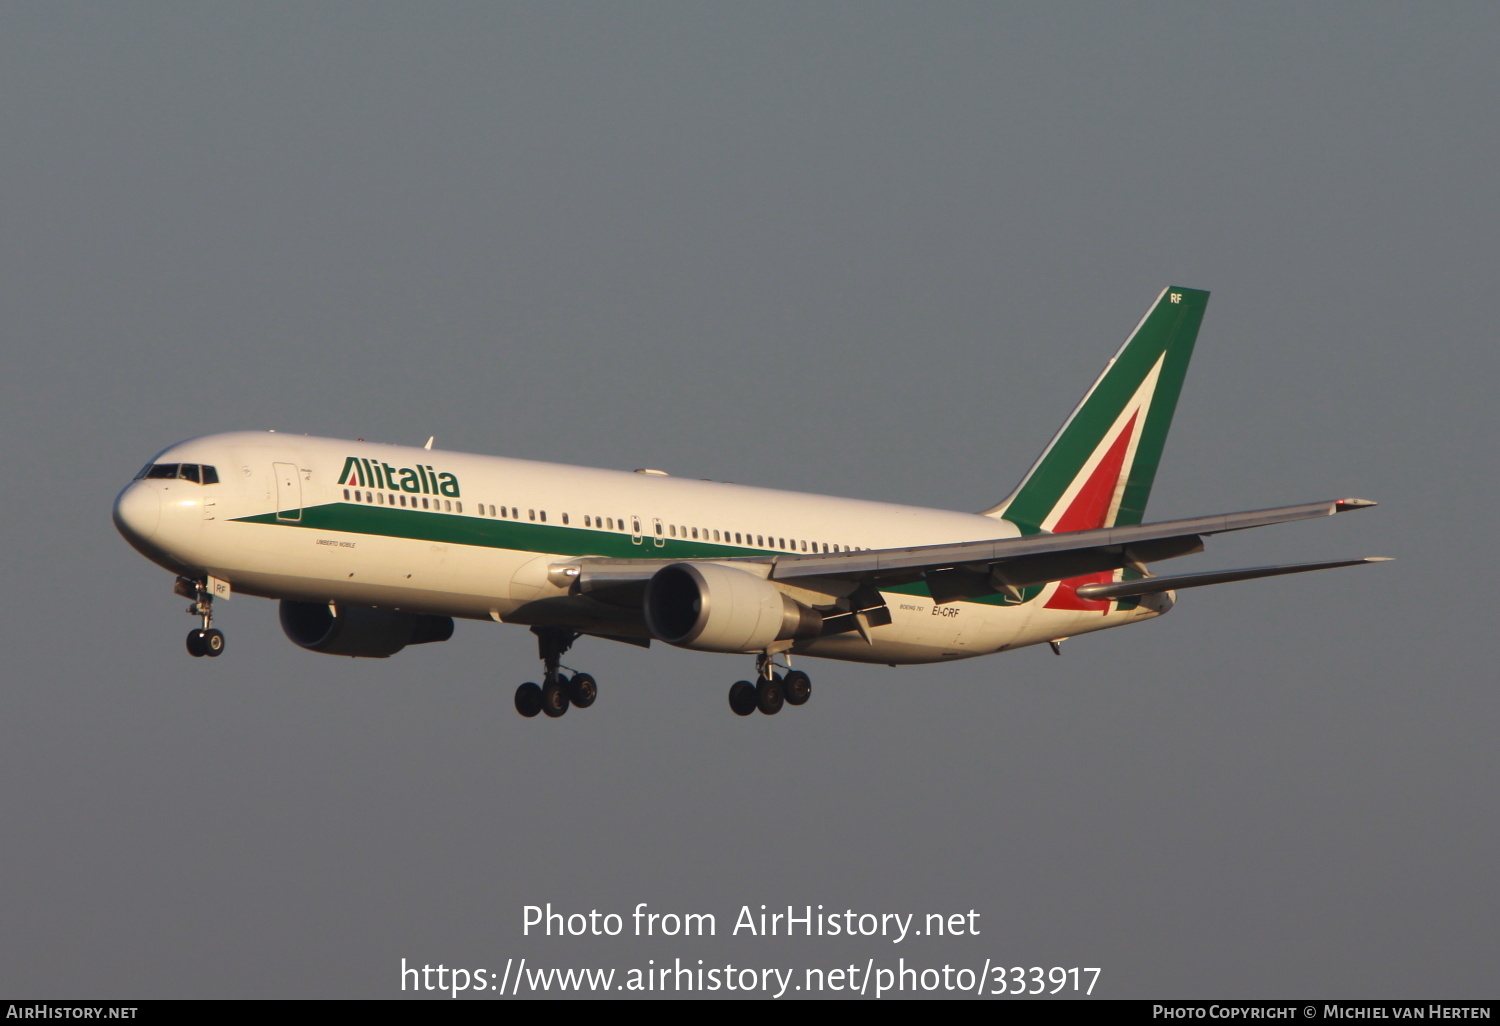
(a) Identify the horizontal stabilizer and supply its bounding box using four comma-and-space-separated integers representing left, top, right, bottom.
1073, 557, 1391, 600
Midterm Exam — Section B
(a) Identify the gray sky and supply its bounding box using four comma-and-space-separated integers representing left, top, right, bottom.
1, 2, 1494, 999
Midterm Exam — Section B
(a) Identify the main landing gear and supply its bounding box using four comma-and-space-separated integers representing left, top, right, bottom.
177, 576, 225, 658
728, 653, 811, 717
514, 626, 599, 719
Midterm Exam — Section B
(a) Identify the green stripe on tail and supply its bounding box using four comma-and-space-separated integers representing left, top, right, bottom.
986, 287, 1209, 534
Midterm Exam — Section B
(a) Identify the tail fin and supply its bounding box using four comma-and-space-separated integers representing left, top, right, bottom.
985, 286, 1209, 534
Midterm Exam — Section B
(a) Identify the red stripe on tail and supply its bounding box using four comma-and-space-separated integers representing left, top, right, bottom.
1046, 411, 1138, 611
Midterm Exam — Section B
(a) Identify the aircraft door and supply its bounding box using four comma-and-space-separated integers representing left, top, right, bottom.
274, 462, 303, 522
630, 515, 643, 546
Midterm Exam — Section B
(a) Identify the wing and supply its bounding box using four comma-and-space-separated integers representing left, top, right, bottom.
561, 497, 1384, 609
769, 497, 1380, 600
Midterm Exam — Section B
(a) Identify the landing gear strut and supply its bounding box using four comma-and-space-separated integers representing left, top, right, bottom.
178, 576, 225, 658
514, 626, 599, 719
728, 652, 811, 717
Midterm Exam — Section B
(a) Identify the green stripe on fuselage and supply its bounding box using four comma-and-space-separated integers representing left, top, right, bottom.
232, 502, 1041, 607
233, 502, 750, 560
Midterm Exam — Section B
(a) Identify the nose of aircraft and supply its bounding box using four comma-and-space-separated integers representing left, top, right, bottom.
113, 482, 160, 543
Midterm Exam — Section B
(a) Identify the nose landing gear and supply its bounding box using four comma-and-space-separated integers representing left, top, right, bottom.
177, 577, 225, 658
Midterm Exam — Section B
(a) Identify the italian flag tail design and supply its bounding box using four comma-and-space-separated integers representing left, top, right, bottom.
986, 286, 1209, 536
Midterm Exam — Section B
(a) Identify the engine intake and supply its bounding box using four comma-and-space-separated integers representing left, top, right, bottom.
644, 563, 822, 653
279, 600, 454, 658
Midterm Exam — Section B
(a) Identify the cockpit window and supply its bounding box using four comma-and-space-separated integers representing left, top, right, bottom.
138, 462, 220, 484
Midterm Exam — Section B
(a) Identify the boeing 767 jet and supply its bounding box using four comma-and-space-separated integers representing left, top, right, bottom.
113, 287, 1385, 718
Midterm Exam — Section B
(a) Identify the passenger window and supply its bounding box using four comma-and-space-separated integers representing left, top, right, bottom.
201, 466, 219, 485
421, 497, 430, 509
529, 509, 535, 521
540, 511, 547, 522
561, 512, 568, 525
365, 492, 372, 503
669, 525, 676, 537
343, 489, 351, 500
691, 527, 699, 539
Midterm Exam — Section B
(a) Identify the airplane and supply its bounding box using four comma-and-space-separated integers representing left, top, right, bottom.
112, 286, 1386, 719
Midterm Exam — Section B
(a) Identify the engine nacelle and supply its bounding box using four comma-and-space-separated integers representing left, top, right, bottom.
644, 562, 823, 653
279, 600, 454, 658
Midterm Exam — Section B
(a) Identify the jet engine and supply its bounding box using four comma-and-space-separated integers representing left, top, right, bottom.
644, 562, 822, 653
279, 600, 454, 658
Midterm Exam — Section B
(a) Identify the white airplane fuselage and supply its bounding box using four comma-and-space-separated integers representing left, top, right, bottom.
113, 431, 1164, 666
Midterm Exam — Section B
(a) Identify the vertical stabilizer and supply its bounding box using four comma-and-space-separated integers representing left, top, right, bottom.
985, 287, 1209, 533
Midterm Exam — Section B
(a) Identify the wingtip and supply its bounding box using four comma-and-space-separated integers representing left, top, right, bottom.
1363, 556, 1394, 563
1335, 498, 1378, 512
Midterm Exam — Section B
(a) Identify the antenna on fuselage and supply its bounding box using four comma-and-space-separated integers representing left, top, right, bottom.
424, 436, 434, 450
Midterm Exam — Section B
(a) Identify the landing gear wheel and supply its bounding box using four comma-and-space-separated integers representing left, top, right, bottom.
567, 672, 597, 709
514, 682, 542, 718
186, 630, 207, 657
202, 628, 225, 657
782, 670, 811, 706
728, 680, 758, 717
541, 678, 571, 718
756, 676, 785, 715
